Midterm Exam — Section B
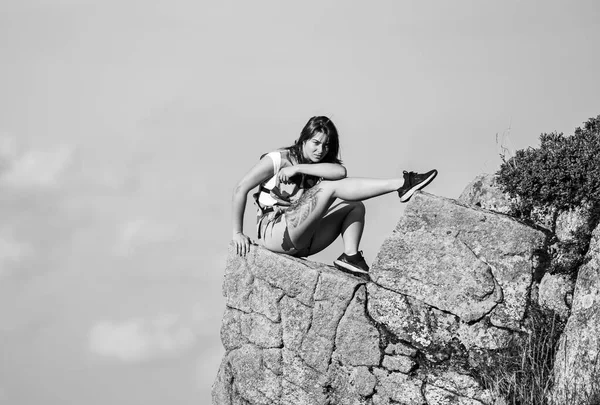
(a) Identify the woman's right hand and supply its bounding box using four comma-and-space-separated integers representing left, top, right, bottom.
233, 232, 252, 257
276, 165, 300, 185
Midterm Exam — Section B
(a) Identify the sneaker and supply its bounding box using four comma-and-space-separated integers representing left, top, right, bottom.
397, 169, 438, 202
334, 251, 370, 275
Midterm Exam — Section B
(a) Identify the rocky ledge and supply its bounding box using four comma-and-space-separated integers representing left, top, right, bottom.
212, 192, 550, 405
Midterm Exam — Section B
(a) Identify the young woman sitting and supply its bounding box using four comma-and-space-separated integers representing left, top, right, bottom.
231, 116, 437, 275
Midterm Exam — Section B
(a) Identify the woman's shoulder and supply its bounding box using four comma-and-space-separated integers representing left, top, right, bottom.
260, 149, 285, 158
278, 149, 297, 167
260, 149, 295, 164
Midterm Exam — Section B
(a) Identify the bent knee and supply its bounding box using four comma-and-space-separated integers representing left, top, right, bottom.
348, 200, 366, 216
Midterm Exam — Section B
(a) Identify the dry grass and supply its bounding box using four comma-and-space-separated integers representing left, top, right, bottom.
474, 304, 600, 404
474, 305, 561, 404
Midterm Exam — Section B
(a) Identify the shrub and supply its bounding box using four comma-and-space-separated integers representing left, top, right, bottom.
488, 116, 600, 404
497, 115, 600, 216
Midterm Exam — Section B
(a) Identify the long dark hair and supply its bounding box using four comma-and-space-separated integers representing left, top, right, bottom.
285, 116, 342, 164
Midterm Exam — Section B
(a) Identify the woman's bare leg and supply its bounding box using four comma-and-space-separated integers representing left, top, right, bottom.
330, 177, 404, 201
262, 170, 436, 256
302, 200, 365, 256
286, 177, 403, 249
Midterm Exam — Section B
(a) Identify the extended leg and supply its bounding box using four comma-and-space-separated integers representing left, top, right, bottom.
328, 170, 438, 203
273, 170, 437, 254
330, 177, 404, 201
286, 177, 401, 249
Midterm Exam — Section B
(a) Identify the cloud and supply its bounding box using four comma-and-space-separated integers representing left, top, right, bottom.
88, 313, 198, 363
113, 218, 178, 256
0, 232, 32, 278
0, 134, 74, 189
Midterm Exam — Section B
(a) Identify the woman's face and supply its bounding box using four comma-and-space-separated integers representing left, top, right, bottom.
302, 132, 329, 163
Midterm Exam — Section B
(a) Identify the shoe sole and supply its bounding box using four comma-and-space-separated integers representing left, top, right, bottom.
399, 170, 438, 203
334, 260, 370, 275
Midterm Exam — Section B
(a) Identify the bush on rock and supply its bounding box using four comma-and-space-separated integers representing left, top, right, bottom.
497, 115, 600, 215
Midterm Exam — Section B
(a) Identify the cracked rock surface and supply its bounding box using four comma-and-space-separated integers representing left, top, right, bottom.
375, 192, 545, 330
212, 192, 547, 404
551, 222, 600, 403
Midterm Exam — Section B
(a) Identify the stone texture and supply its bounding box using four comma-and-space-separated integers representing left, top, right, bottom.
249, 277, 284, 322
349, 366, 378, 397
367, 284, 464, 358
371, 229, 502, 323
222, 258, 254, 313
280, 348, 328, 400
221, 307, 247, 351
280, 379, 316, 405
456, 321, 512, 350
279, 295, 311, 350
425, 371, 493, 403
373, 192, 546, 330
214, 244, 368, 404
213, 357, 234, 405
382, 354, 416, 373
244, 246, 321, 307
240, 311, 282, 348
298, 329, 333, 372
538, 273, 575, 320
458, 173, 513, 214
227, 344, 282, 405
549, 204, 598, 276
299, 269, 363, 372
334, 286, 381, 367
384, 342, 417, 357
423, 385, 487, 405
555, 204, 594, 243
263, 348, 282, 375
367, 283, 438, 349
551, 223, 600, 403
372, 368, 425, 404
328, 362, 377, 404
213, 192, 550, 405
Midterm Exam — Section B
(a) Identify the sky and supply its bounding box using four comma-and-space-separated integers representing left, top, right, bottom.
0, 0, 599, 404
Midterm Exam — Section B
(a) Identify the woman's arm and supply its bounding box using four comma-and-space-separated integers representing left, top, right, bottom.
232, 155, 276, 256
277, 163, 346, 184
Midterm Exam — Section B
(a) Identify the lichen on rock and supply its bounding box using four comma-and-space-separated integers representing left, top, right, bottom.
458, 173, 514, 215
551, 222, 600, 403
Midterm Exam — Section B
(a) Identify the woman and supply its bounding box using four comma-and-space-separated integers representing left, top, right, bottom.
232, 116, 437, 275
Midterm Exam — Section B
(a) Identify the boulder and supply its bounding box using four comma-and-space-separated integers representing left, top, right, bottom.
372, 192, 546, 330
551, 223, 600, 404
213, 192, 548, 404
538, 273, 574, 320
555, 204, 594, 244
458, 173, 513, 214
214, 245, 368, 404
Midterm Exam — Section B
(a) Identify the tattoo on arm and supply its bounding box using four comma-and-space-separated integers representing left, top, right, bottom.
286, 186, 322, 229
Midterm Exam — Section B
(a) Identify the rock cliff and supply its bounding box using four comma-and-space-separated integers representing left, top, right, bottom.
212, 192, 549, 405
460, 174, 600, 403
551, 223, 600, 403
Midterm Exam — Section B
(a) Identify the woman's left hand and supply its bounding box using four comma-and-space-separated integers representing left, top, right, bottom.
276, 166, 299, 185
